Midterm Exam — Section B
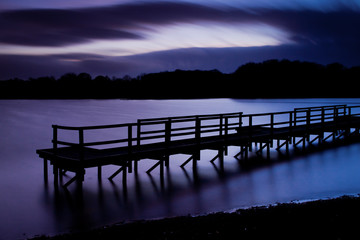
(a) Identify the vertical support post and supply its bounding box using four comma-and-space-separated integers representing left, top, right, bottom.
52, 125, 58, 154
98, 166, 102, 180
286, 138, 289, 154
78, 129, 85, 187
195, 117, 201, 141
334, 107, 339, 119
165, 119, 171, 167
248, 115, 253, 152
219, 148, 224, 171
44, 159, 48, 183
303, 137, 306, 151
270, 113, 274, 148
53, 165, 59, 186
347, 107, 352, 136
192, 154, 197, 169
239, 112, 243, 128
165, 119, 171, 144
135, 121, 140, 175
225, 117, 229, 136
245, 143, 249, 160
344, 105, 347, 116
334, 107, 339, 140
51, 125, 59, 180
224, 117, 229, 155
137, 120, 141, 146
134, 160, 138, 175
293, 110, 297, 144
52, 125, 59, 187
122, 163, 127, 188
239, 112, 243, 154
159, 159, 164, 179
128, 125, 133, 173
79, 128, 84, 161
128, 125, 133, 152
306, 110, 311, 126
195, 116, 201, 145
76, 169, 85, 189
289, 112, 293, 144
219, 114, 223, 136
195, 117, 201, 161
306, 110, 311, 142
320, 107, 325, 144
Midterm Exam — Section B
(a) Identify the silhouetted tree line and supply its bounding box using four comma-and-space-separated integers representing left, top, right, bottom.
1, 59, 359, 99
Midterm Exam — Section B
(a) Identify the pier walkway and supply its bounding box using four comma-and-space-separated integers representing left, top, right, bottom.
37, 104, 360, 188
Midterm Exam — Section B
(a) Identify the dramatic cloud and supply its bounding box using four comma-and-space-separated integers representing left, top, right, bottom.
0, 2, 260, 47
0, 8, 145, 46
0, 0, 359, 79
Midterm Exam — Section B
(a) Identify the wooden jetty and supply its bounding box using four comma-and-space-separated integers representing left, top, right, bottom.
36, 104, 360, 188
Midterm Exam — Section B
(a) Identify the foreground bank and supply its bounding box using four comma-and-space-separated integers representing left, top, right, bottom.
31, 195, 360, 240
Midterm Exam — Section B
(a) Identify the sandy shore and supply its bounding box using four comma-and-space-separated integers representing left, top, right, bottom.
31, 195, 360, 240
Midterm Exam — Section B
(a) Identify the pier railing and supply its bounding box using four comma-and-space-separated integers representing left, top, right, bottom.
52, 112, 244, 154
51, 105, 360, 159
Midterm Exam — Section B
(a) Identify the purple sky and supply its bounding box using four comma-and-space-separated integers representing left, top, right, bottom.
1, 0, 360, 79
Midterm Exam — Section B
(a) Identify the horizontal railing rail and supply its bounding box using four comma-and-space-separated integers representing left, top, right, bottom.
51, 112, 244, 157
51, 105, 360, 161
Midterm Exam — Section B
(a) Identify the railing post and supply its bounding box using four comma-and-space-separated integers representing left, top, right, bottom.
51, 125, 58, 183
165, 118, 171, 145
343, 105, 347, 116
239, 112, 243, 128
334, 107, 339, 119
79, 128, 84, 161
128, 125, 133, 153
164, 119, 172, 167
52, 125, 58, 152
306, 110, 310, 141
289, 112, 293, 144
306, 110, 311, 125
134, 120, 139, 173
128, 124, 133, 172
219, 114, 223, 136
137, 120, 141, 146
248, 115, 252, 151
195, 116, 201, 143
194, 116, 201, 160
270, 113, 274, 147
225, 116, 229, 136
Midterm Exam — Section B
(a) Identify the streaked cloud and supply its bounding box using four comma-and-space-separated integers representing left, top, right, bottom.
0, 0, 359, 79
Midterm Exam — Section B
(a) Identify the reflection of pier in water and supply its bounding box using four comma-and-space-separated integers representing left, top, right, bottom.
37, 104, 360, 189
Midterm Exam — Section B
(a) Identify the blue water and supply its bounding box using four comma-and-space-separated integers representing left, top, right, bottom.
1, 98, 360, 239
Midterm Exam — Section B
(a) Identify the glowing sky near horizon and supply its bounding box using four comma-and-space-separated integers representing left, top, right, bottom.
0, 0, 360, 79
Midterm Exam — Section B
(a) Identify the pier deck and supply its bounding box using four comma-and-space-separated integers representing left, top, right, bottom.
37, 104, 360, 188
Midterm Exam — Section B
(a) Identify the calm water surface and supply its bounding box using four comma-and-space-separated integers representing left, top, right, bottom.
1, 98, 360, 239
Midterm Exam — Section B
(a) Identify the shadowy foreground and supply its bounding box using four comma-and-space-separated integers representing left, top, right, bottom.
32, 195, 360, 240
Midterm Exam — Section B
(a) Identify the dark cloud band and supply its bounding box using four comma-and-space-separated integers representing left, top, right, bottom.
0, 1, 359, 48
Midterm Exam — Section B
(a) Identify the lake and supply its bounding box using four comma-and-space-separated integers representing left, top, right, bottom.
2, 98, 360, 239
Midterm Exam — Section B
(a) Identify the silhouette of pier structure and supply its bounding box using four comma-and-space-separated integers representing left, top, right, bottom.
37, 104, 360, 188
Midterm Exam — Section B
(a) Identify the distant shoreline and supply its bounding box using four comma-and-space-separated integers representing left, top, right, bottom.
2, 60, 360, 99
31, 195, 360, 240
